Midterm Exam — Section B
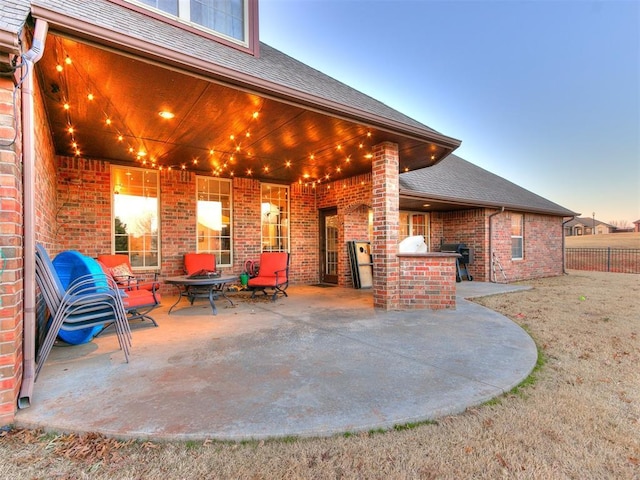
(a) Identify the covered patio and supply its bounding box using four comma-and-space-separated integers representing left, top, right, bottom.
15, 283, 536, 441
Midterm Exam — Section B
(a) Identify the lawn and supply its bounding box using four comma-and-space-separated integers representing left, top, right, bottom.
1, 270, 638, 479
565, 232, 640, 248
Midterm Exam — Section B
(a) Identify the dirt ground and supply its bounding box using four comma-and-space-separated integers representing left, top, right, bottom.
1, 270, 638, 479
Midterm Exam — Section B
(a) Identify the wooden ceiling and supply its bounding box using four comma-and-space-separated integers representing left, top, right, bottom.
36, 33, 451, 186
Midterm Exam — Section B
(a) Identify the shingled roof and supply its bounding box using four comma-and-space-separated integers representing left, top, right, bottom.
400, 154, 577, 216
10, 0, 456, 146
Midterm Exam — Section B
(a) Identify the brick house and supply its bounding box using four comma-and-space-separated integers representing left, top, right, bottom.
0, 0, 574, 423
564, 217, 614, 236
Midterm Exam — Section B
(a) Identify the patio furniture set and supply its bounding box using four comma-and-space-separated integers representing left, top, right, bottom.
34, 245, 289, 377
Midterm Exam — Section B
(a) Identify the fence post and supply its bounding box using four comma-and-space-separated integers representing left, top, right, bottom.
607, 247, 611, 272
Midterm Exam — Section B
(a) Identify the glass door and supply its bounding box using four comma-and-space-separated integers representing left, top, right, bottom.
320, 209, 338, 284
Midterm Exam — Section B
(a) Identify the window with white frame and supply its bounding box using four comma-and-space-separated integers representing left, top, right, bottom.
261, 184, 289, 252
126, 0, 248, 44
399, 212, 430, 250
111, 166, 160, 268
196, 176, 232, 266
511, 213, 524, 260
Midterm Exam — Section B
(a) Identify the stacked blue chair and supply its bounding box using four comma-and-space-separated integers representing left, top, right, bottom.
34, 244, 131, 380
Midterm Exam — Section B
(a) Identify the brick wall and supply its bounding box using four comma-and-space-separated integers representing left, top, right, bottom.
53, 162, 324, 291
433, 208, 565, 283
435, 209, 487, 281
398, 254, 458, 309
490, 210, 564, 282
0, 76, 21, 424
317, 174, 372, 287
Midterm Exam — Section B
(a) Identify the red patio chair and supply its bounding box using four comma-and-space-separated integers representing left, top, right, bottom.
183, 253, 220, 305
184, 253, 217, 277
247, 252, 289, 301
96, 254, 160, 327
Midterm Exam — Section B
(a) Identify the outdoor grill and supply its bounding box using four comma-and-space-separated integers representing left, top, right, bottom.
440, 243, 473, 281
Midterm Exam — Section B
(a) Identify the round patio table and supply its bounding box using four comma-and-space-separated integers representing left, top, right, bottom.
165, 274, 238, 315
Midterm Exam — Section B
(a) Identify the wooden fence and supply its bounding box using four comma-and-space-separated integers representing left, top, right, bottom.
565, 248, 640, 274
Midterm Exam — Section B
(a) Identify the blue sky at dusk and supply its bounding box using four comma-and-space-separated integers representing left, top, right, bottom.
259, 0, 640, 224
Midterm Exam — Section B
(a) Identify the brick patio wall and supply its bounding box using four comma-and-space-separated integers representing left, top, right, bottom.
397, 253, 458, 309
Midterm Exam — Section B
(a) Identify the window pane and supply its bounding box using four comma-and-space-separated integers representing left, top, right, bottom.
197, 176, 233, 266
511, 238, 523, 259
138, 0, 178, 15
112, 166, 160, 268
261, 184, 289, 252
511, 214, 524, 259
190, 0, 245, 41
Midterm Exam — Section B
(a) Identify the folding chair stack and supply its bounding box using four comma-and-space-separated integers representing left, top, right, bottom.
34, 244, 132, 380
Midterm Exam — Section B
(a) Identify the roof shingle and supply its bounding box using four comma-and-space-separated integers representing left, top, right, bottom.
400, 154, 577, 216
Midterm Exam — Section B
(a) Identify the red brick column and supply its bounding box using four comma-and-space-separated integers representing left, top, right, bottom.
0, 76, 21, 424
372, 142, 399, 310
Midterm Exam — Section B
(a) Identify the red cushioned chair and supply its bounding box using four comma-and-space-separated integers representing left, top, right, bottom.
182, 253, 219, 305
247, 252, 289, 301
184, 253, 217, 277
97, 254, 160, 327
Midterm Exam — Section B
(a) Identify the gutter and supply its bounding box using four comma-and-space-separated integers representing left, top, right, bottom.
18, 19, 49, 409
488, 207, 505, 283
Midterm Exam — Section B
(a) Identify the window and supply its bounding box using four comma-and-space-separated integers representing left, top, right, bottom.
125, 0, 248, 45
111, 166, 160, 268
511, 213, 524, 260
261, 184, 289, 252
196, 176, 232, 266
399, 212, 430, 250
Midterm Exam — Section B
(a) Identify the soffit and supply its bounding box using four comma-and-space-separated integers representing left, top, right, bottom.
36, 30, 458, 185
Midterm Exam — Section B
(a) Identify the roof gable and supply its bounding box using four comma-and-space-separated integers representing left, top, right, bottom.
400, 154, 577, 217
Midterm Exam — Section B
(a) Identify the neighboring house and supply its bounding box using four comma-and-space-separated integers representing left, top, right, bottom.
634, 220, 640, 233
565, 217, 614, 236
0, 0, 575, 422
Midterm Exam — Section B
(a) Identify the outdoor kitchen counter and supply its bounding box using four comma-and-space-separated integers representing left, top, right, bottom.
396, 252, 460, 310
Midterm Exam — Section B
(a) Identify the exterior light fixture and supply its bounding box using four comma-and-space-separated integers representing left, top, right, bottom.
158, 111, 175, 119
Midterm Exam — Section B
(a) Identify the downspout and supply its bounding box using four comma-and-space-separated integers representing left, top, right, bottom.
18, 19, 49, 409
561, 216, 576, 275
488, 207, 505, 283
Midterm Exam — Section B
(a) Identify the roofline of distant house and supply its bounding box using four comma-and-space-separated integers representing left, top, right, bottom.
30, 5, 462, 154
400, 188, 578, 217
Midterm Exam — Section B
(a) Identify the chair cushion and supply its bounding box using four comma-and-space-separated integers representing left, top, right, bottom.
122, 289, 161, 308
248, 276, 279, 287
184, 253, 216, 275
257, 252, 288, 277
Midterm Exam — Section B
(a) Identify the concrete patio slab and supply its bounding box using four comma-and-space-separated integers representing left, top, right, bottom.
15, 282, 535, 441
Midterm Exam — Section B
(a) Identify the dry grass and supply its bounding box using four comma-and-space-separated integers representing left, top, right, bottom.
1, 270, 639, 479
565, 232, 640, 248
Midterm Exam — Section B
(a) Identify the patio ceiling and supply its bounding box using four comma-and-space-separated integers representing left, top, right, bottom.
36, 32, 457, 185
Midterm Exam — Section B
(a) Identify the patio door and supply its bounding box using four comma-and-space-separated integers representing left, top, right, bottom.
319, 209, 339, 284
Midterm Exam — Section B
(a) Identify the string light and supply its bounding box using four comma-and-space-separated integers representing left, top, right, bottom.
51, 39, 384, 181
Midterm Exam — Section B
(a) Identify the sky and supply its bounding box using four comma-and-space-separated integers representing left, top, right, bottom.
259, 0, 640, 224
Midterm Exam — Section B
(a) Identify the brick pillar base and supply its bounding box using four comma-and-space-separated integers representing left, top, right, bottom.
372, 142, 399, 310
